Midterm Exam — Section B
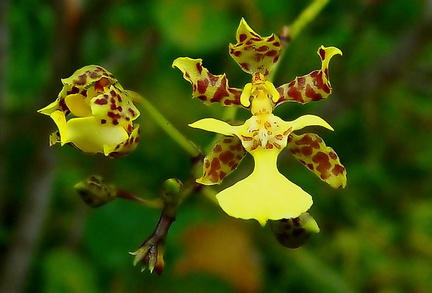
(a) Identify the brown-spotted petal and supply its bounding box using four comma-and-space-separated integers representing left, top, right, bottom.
276, 46, 342, 105
197, 136, 246, 185
172, 57, 243, 107
288, 132, 346, 188
229, 18, 281, 76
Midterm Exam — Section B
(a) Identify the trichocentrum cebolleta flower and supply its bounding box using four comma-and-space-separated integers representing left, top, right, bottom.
38, 65, 140, 157
173, 18, 346, 226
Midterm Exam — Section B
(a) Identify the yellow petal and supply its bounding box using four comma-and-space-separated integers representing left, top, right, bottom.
62, 116, 128, 154
49, 110, 68, 145
38, 100, 60, 116
189, 118, 239, 136
65, 94, 92, 117
216, 149, 313, 226
284, 114, 334, 132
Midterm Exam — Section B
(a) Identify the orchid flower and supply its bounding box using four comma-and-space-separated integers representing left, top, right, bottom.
173, 19, 346, 225
38, 65, 140, 157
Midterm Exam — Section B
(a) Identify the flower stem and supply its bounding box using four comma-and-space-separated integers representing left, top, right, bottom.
288, 0, 330, 41
138, 96, 201, 158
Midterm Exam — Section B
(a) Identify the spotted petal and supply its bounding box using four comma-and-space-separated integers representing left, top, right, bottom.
288, 133, 346, 188
216, 149, 313, 226
229, 18, 281, 76
276, 46, 342, 105
172, 58, 243, 107
197, 136, 246, 185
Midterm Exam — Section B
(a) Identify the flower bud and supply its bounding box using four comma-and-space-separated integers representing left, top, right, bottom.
269, 212, 320, 249
74, 175, 117, 208
159, 178, 183, 206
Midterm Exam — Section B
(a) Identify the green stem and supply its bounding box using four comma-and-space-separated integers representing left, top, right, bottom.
138, 96, 201, 158
289, 0, 330, 40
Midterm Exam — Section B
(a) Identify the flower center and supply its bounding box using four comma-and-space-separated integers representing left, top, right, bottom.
239, 114, 292, 152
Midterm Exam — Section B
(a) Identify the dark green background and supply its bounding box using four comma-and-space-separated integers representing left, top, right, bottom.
1, 0, 432, 292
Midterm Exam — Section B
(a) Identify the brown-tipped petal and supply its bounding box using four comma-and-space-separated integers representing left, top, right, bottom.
288, 132, 347, 188
172, 57, 244, 107
276, 46, 342, 105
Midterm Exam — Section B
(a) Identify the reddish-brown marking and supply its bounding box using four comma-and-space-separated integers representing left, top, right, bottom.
306, 85, 322, 101
268, 35, 275, 42
287, 86, 303, 103
101, 119, 107, 124
219, 151, 234, 164
94, 77, 110, 92
332, 164, 345, 176
312, 152, 331, 179
307, 163, 314, 170
273, 41, 280, 47
196, 62, 203, 74
204, 159, 210, 168
219, 171, 227, 180
94, 98, 108, 105
128, 108, 136, 117
212, 85, 229, 103
265, 50, 278, 57
75, 74, 87, 86
266, 142, 274, 149
241, 135, 253, 141
301, 146, 313, 156
233, 50, 241, 57
329, 151, 337, 160
257, 45, 269, 52
213, 144, 222, 153
275, 134, 283, 140
239, 33, 247, 42
295, 135, 321, 149
197, 79, 209, 94
240, 63, 250, 72
319, 48, 326, 60
223, 138, 232, 144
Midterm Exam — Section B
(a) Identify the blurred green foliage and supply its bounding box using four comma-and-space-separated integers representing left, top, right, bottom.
1, 0, 432, 292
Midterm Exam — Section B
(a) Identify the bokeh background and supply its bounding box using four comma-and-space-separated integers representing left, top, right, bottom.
1, 0, 432, 292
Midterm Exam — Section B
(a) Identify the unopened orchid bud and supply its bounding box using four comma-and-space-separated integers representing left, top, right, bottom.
159, 178, 183, 206
74, 175, 117, 208
269, 212, 320, 249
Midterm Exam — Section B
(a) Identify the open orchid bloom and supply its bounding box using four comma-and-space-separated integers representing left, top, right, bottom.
38, 65, 140, 157
174, 18, 346, 225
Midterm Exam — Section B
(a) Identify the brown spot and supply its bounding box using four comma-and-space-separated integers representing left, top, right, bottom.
266, 142, 274, 149
233, 50, 241, 57
213, 144, 222, 153
275, 134, 283, 140
287, 86, 303, 103
197, 79, 209, 94
306, 85, 322, 101
223, 138, 233, 144
332, 164, 345, 176
329, 151, 337, 160
301, 146, 313, 156
239, 33, 247, 42
101, 119, 107, 124
319, 47, 326, 60
219, 171, 227, 180
219, 151, 234, 164
94, 98, 108, 105
94, 77, 110, 92
307, 163, 314, 170
312, 152, 331, 180
240, 63, 250, 72
241, 135, 253, 141
257, 45, 269, 52
295, 134, 321, 149
196, 62, 203, 74
265, 50, 278, 57
75, 74, 87, 86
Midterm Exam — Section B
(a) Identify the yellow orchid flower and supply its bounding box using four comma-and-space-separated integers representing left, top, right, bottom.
38, 65, 140, 157
173, 19, 347, 225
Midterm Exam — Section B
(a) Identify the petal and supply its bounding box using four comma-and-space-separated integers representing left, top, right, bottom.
216, 149, 313, 226
229, 18, 281, 76
172, 57, 243, 107
276, 46, 342, 105
288, 133, 347, 188
38, 100, 60, 116
189, 118, 240, 136
90, 85, 140, 131
61, 65, 117, 88
284, 114, 334, 132
65, 93, 92, 117
104, 125, 140, 158
197, 136, 247, 185
57, 115, 129, 154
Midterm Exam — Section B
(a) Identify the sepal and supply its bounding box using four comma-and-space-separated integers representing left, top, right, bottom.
276, 46, 341, 105
172, 57, 243, 106
229, 18, 281, 76
288, 132, 346, 188
197, 136, 246, 185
